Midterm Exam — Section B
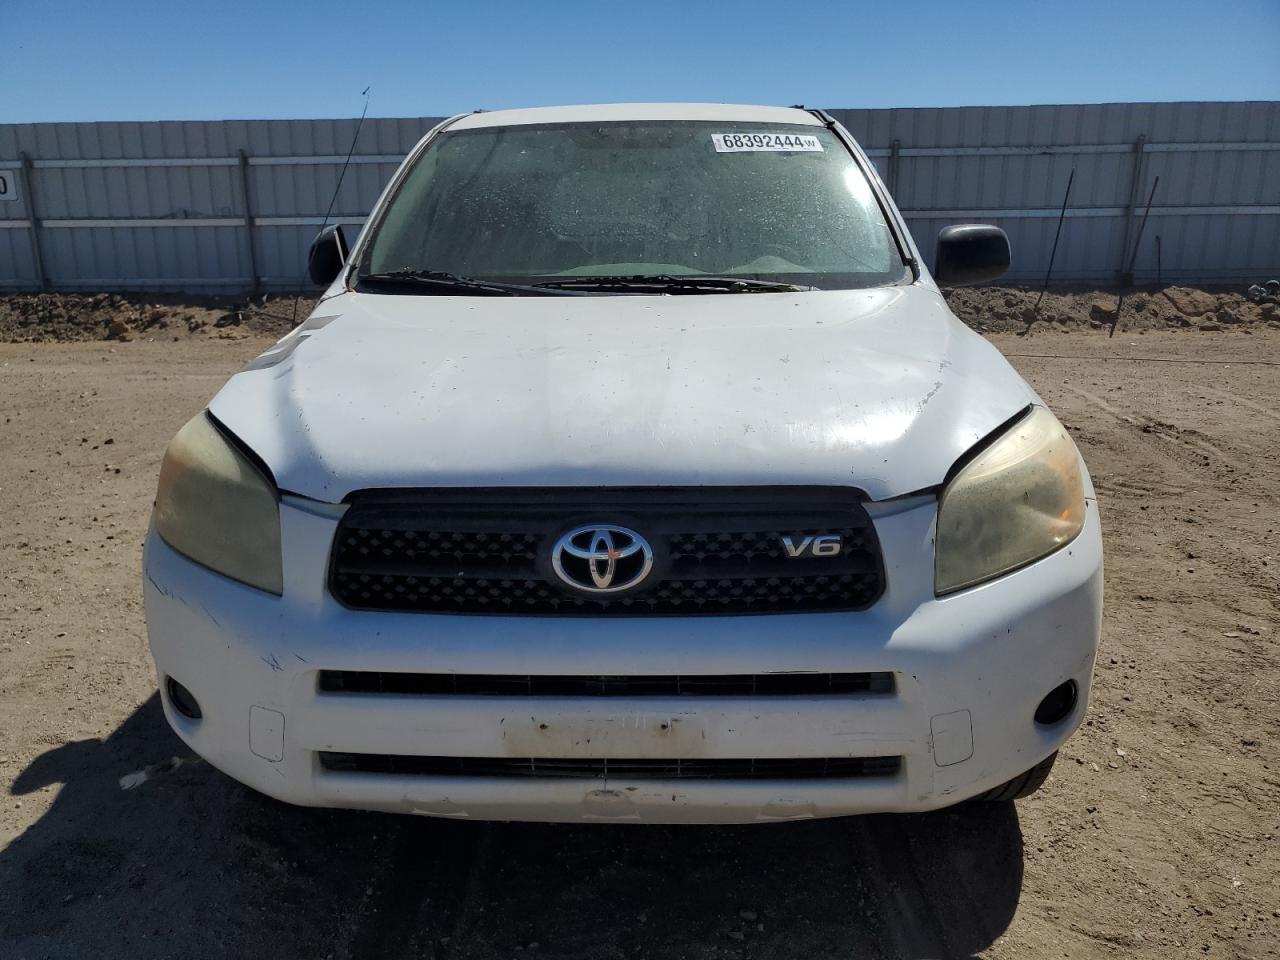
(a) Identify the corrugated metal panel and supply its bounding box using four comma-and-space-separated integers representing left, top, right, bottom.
1, 104, 1276, 292
39, 224, 249, 286
832, 101, 1280, 282
831, 101, 1280, 148
0, 229, 37, 286
0, 117, 442, 289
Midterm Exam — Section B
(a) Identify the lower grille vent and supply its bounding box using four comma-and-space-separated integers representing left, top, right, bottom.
318, 671, 895, 697
318, 752, 902, 780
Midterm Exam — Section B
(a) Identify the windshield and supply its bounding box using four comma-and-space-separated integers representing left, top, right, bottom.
358, 120, 907, 291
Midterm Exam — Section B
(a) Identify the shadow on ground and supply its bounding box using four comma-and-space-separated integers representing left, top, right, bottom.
1, 697, 1023, 959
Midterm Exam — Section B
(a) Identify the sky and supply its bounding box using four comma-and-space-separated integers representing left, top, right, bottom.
5, 0, 1278, 123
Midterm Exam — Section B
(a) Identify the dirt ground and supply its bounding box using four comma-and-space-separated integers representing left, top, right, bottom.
1, 297, 1278, 958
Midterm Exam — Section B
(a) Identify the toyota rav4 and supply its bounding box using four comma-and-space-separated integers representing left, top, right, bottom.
143, 103, 1103, 823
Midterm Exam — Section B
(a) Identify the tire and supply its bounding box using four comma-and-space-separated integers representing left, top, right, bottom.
972, 751, 1058, 802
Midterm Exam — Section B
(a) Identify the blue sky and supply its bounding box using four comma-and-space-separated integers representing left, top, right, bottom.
6, 0, 1278, 123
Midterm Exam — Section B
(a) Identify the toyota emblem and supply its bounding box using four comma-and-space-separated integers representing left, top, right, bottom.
551, 524, 654, 594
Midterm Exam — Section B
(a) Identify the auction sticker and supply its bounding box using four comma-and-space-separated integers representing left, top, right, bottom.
712, 132, 823, 153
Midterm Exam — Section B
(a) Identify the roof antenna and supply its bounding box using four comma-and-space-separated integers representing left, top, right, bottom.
290, 86, 372, 328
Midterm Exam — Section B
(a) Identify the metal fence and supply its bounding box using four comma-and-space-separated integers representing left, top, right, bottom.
2, 101, 1277, 292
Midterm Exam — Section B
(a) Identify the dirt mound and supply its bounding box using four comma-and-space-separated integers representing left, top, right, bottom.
2, 286, 1277, 343
944, 284, 1280, 334
0, 292, 316, 343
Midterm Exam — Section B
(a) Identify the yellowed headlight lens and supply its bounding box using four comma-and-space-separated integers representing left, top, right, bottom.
935, 406, 1085, 595
155, 413, 283, 594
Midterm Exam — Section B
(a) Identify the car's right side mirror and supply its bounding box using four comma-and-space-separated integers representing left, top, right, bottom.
933, 224, 1010, 286
307, 223, 349, 287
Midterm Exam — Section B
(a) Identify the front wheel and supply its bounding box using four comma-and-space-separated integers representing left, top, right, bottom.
973, 751, 1058, 802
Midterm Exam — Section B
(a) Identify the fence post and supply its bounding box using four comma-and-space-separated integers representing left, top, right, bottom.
1117, 134, 1148, 284
17, 153, 47, 291
887, 138, 901, 196
238, 149, 260, 293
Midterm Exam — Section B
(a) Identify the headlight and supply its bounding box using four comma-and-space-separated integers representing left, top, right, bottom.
154, 413, 283, 594
935, 405, 1085, 595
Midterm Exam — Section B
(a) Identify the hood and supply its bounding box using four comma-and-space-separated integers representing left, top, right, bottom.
209, 286, 1035, 503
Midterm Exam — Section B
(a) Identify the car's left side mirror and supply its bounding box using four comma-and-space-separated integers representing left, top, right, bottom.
933, 224, 1010, 286
307, 224, 349, 287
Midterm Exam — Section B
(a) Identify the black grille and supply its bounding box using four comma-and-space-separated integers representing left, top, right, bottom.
329, 487, 885, 615
318, 752, 902, 780
318, 670, 895, 697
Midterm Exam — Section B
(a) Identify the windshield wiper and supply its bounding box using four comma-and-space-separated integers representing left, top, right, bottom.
361, 269, 586, 296
534, 274, 808, 293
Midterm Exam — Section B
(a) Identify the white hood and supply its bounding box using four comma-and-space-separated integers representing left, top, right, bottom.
209, 286, 1035, 503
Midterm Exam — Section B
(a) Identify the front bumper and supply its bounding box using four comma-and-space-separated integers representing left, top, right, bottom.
143, 493, 1103, 824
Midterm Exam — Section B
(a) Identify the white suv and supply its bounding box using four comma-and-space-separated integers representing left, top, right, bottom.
143, 103, 1102, 823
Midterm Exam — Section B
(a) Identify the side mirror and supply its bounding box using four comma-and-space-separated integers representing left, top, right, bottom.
307, 224, 349, 287
934, 224, 1009, 286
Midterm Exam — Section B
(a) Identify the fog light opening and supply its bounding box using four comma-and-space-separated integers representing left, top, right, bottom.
166, 676, 203, 721
1034, 680, 1077, 726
